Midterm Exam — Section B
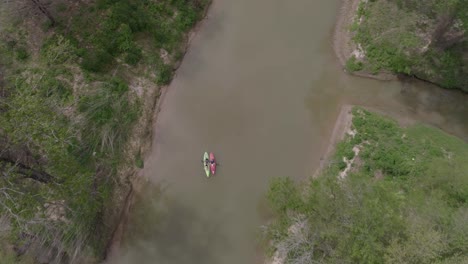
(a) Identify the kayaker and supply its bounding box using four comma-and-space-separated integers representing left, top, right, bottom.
204, 158, 210, 166
210, 159, 215, 164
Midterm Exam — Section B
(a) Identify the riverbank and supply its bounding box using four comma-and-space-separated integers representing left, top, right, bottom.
264, 107, 468, 263
314, 105, 353, 178
267, 105, 354, 264
0, 0, 212, 262
333, 0, 396, 81
104, 1, 213, 261
334, 0, 468, 91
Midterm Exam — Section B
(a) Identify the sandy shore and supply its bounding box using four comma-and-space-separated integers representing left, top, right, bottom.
265, 105, 354, 264
314, 105, 354, 177
333, 0, 396, 81
333, 0, 360, 67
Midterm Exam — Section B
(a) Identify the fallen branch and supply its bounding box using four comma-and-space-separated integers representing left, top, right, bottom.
0, 157, 55, 183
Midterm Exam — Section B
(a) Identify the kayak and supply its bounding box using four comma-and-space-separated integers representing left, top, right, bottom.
209, 152, 216, 175
203, 152, 210, 177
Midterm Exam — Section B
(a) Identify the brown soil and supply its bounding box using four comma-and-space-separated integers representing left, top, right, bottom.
313, 105, 353, 177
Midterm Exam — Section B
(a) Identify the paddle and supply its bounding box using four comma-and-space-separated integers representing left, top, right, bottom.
201, 159, 220, 166
201, 160, 220, 165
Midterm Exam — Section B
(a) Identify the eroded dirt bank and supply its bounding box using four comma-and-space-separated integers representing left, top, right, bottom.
104, 2, 213, 261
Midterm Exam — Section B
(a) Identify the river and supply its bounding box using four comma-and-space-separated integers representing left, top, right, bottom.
112, 0, 468, 263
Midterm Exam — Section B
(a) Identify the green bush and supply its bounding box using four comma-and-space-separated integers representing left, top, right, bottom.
135, 150, 144, 168
345, 56, 364, 72
265, 108, 468, 263
81, 49, 113, 72
41, 35, 77, 64
78, 78, 139, 156
38, 76, 72, 101
72, 0, 207, 72
41, 20, 54, 31
0, 0, 210, 258
352, 0, 467, 90
15, 47, 29, 61
267, 178, 303, 214
157, 64, 173, 85
125, 46, 142, 65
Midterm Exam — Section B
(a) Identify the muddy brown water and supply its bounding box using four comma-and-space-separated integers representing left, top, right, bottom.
112, 0, 468, 263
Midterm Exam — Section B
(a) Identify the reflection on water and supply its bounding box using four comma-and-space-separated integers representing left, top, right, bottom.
116, 184, 229, 264
113, 0, 468, 263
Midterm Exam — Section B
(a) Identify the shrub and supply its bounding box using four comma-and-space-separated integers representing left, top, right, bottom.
265, 108, 468, 263
125, 46, 142, 65
135, 150, 144, 168
81, 49, 113, 72
268, 178, 303, 213
15, 47, 29, 61
41, 35, 77, 64
157, 64, 173, 85
78, 78, 139, 155
345, 56, 364, 72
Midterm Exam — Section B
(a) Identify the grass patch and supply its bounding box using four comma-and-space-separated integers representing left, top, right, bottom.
135, 150, 144, 169
0, 0, 210, 260
345, 55, 363, 72
264, 107, 468, 263
157, 63, 173, 85
352, 0, 468, 91
78, 78, 140, 159
65, 0, 207, 74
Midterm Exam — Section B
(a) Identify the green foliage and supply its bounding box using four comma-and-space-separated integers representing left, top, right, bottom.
41, 20, 54, 31
125, 46, 143, 65
352, 0, 468, 90
0, 246, 34, 264
0, 250, 17, 264
345, 55, 364, 72
0, 75, 104, 255
68, 0, 207, 73
356, 0, 369, 19
422, 48, 465, 89
0, 88, 69, 149
265, 108, 468, 263
81, 48, 113, 72
157, 63, 173, 85
0, 0, 207, 263
0, 0, 210, 259
15, 47, 29, 61
268, 178, 303, 214
78, 78, 139, 157
135, 150, 144, 168
41, 35, 77, 65
57, 3, 67, 12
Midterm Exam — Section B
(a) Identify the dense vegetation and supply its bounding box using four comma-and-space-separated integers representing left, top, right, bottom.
347, 0, 468, 91
265, 108, 468, 263
0, 0, 209, 262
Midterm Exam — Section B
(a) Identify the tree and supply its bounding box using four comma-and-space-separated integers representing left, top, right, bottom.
430, 7, 466, 51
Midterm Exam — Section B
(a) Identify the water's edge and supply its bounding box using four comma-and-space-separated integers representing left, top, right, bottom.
111, 0, 468, 262
332, 0, 396, 81
104, 2, 214, 260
